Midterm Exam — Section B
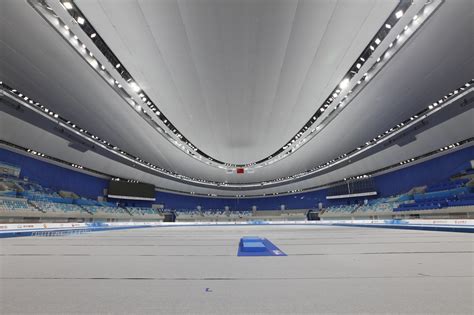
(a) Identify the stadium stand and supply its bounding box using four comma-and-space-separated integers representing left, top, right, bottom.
127, 207, 162, 217
0, 197, 37, 214
0, 174, 156, 222
320, 167, 474, 219
1, 158, 473, 222
30, 200, 86, 215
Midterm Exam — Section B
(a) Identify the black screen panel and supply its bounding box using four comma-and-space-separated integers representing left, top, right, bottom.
108, 181, 155, 200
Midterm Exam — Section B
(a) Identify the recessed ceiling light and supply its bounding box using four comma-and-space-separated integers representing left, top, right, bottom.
385, 24, 391, 29
339, 78, 350, 89
395, 10, 403, 19
63, 2, 73, 10
77, 17, 85, 25
90, 33, 96, 38
375, 38, 381, 45
130, 82, 140, 92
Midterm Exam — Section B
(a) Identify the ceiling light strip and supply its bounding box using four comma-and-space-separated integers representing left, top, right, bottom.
2, 137, 471, 199
31, 0, 426, 170
265, 0, 442, 168
2, 78, 471, 190
28, 0, 218, 169
263, 82, 473, 185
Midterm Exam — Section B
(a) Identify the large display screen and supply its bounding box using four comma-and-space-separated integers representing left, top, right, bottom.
107, 181, 156, 201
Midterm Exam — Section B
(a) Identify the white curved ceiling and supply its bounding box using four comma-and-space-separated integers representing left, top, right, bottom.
1, 0, 473, 193
75, 0, 397, 164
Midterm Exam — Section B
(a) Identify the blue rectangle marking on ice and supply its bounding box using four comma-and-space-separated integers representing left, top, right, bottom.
241, 236, 262, 242
241, 241, 266, 252
237, 236, 287, 256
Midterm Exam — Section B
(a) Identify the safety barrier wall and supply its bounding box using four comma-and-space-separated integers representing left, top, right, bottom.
1, 219, 473, 238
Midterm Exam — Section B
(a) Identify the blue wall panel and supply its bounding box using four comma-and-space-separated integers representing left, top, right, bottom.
154, 190, 327, 211
1, 145, 473, 210
0, 148, 107, 199
374, 146, 474, 197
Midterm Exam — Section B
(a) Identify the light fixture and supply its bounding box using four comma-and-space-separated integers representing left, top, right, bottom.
385, 24, 391, 29
77, 17, 85, 25
12, 0, 446, 185
130, 82, 140, 92
63, 2, 73, 10
339, 78, 350, 90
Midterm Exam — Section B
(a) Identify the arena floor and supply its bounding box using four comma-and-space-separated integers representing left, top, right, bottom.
0, 225, 473, 314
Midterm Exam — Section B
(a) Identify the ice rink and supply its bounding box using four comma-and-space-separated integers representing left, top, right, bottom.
1, 225, 473, 314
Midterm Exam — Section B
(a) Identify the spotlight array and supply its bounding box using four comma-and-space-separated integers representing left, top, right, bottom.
4, 135, 471, 199
11, 0, 464, 192
38, 0, 421, 171
7, 76, 469, 190
267, 0, 441, 167
26, 149, 45, 157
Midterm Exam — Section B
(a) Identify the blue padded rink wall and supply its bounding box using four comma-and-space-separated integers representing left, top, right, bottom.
1, 220, 474, 238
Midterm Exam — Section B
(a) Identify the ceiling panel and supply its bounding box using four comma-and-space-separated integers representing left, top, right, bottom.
75, 0, 397, 163
1, 0, 473, 189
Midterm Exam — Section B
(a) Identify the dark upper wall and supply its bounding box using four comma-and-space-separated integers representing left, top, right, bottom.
1, 145, 473, 209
